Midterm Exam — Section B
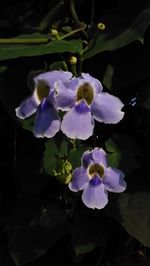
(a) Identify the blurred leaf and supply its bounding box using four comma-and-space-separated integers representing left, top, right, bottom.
118, 192, 150, 248
38, 0, 65, 31
70, 212, 109, 256
75, 243, 96, 256
49, 61, 68, 71
102, 64, 114, 90
84, 8, 150, 59
0, 65, 7, 73
43, 139, 60, 175
0, 38, 82, 61
137, 78, 150, 110
6, 195, 67, 265
105, 138, 121, 167
20, 115, 35, 132
59, 140, 68, 157
110, 133, 143, 175
43, 138, 69, 175
68, 146, 85, 169
102, 43, 150, 92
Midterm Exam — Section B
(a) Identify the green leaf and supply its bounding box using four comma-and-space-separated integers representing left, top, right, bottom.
110, 133, 143, 175
49, 61, 68, 71
59, 140, 68, 157
105, 138, 121, 167
20, 115, 35, 132
6, 195, 67, 265
68, 146, 84, 169
0, 65, 7, 73
0, 38, 82, 61
84, 8, 150, 59
38, 0, 65, 31
43, 138, 69, 175
118, 192, 150, 248
75, 243, 96, 256
43, 139, 60, 175
70, 212, 109, 256
102, 64, 114, 90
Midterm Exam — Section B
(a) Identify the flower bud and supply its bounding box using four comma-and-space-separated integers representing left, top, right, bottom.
69, 56, 77, 65
97, 23, 106, 31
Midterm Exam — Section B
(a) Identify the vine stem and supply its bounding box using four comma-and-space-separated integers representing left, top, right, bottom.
70, 0, 81, 28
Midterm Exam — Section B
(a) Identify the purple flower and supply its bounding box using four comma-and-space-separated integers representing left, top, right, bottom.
54, 73, 124, 140
69, 148, 126, 209
15, 70, 72, 138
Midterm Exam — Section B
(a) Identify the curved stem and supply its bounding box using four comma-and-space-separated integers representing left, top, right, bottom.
70, 0, 81, 28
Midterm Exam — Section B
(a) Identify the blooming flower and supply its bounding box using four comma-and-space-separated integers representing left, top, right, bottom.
15, 70, 72, 138
54, 73, 124, 140
69, 147, 126, 209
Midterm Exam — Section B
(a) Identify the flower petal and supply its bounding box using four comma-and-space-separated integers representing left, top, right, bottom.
81, 73, 103, 93
103, 167, 126, 192
82, 183, 108, 209
92, 147, 107, 168
61, 103, 94, 140
82, 150, 94, 168
91, 92, 124, 124
34, 99, 60, 138
69, 167, 89, 192
54, 80, 76, 111
34, 70, 72, 88
15, 95, 39, 119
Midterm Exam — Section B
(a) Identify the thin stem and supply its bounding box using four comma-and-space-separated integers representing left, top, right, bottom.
70, 63, 77, 77
90, 0, 95, 27
70, 0, 81, 28
0, 38, 49, 45
78, 56, 83, 76
60, 26, 85, 40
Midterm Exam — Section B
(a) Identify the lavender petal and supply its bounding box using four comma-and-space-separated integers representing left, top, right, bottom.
82, 183, 108, 209
91, 92, 124, 124
103, 167, 127, 192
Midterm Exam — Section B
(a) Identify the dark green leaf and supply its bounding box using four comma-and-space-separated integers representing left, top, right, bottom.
6, 195, 67, 265
70, 212, 109, 256
118, 192, 150, 248
38, 0, 65, 31
0, 65, 7, 73
105, 138, 121, 167
110, 133, 143, 175
68, 147, 84, 169
49, 61, 68, 71
43, 139, 60, 175
84, 8, 150, 59
43, 138, 69, 175
59, 140, 68, 157
19, 115, 35, 132
0, 39, 82, 61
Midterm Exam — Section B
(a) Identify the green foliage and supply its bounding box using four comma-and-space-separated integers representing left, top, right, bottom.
105, 138, 121, 168
6, 195, 67, 265
69, 211, 109, 256
118, 192, 150, 247
20, 115, 35, 132
43, 139, 60, 175
83, 8, 150, 59
1, 0, 150, 264
0, 38, 82, 61
49, 61, 68, 71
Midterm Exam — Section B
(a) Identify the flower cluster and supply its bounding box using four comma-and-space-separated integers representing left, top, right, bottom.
69, 147, 126, 209
16, 70, 126, 209
16, 70, 124, 140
